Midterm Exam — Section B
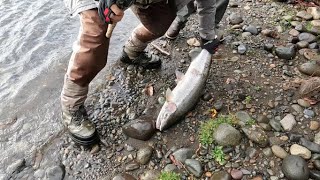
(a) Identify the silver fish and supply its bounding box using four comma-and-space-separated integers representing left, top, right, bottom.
156, 49, 212, 131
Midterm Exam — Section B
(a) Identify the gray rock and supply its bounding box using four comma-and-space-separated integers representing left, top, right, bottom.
291, 104, 303, 113
45, 165, 65, 180
315, 132, 320, 145
271, 145, 288, 159
263, 147, 273, 157
282, 155, 309, 180
235, 111, 252, 126
214, 123, 242, 146
259, 123, 272, 131
229, 13, 243, 25
297, 99, 311, 107
112, 173, 136, 180
140, 170, 160, 180
314, 160, 320, 170
300, 138, 320, 153
296, 11, 313, 20
303, 109, 315, 118
289, 134, 303, 142
164, 164, 178, 172
125, 163, 140, 171
290, 144, 312, 159
210, 171, 232, 180
185, 159, 203, 177
295, 24, 307, 32
172, 148, 194, 163
280, 114, 296, 131
264, 43, 274, 52
309, 42, 319, 49
213, 101, 223, 111
244, 25, 259, 35
6, 159, 25, 174
298, 33, 317, 43
242, 125, 268, 147
309, 26, 320, 35
297, 41, 309, 49
275, 46, 296, 60
307, 7, 320, 20
257, 115, 269, 123
136, 146, 153, 165
310, 170, 320, 180
34, 169, 45, 178
242, 32, 252, 38
289, 29, 300, 36
237, 44, 247, 54
269, 119, 282, 132
122, 118, 155, 141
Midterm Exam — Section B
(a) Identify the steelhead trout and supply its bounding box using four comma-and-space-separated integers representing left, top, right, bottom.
156, 49, 212, 131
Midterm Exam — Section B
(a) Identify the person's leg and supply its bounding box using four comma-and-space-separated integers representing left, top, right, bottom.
61, 9, 109, 145
119, 1, 176, 69
215, 0, 229, 26
165, 1, 196, 39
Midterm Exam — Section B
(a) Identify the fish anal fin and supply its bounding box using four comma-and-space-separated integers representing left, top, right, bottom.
166, 88, 173, 102
175, 70, 185, 82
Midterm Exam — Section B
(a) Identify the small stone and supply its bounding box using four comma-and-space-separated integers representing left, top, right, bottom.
230, 169, 243, 180
289, 134, 303, 142
310, 121, 319, 130
137, 146, 153, 165
235, 111, 251, 126
298, 33, 317, 43
297, 99, 311, 107
309, 42, 319, 49
45, 165, 65, 180
310, 170, 320, 179
296, 41, 309, 49
242, 32, 252, 38
210, 171, 232, 180
269, 119, 282, 132
272, 145, 288, 159
112, 173, 136, 180
214, 123, 242, 146
304, 109, 315, 118
264, 43, 274, 52
172, 148, 194, 163
289, 29, 300, 36
229, 13, 243, 25
298, 61, 320, 76
275, 46, 296, 60
300, 138, 320, 153
291, 104, 303, 113
213, 101, 223, 111
282, 155, 309, 180
185, 159, 203, 177
140, 170, 160, 180
314, 160, 320, 170
125, 163, 139, 171
296, 10, 313, 20
307, 7, 320, 20
122, 118, 155, 141
202, 93, 212, 101
315, 132, 320, 145
311, 20, 320, 27
164, 164, 177, 172
257, 115, 269, 123
252, 176, 263, 180
290, 144, 312, 159
237, 44, 247, 54
90, 144, 100, 154
244, 25, 259, 35
263, 147, 273, 157
280, 114, 296, 131
187, 38, 200, 47
242, 125, 268, 147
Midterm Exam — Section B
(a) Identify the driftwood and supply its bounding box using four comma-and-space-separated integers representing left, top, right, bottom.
150, 42, 170, 56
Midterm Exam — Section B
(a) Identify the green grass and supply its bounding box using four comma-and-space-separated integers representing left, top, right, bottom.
245, 118, 256, 126
158, 172, 180, 180
212, 146, 226, 165
306, 21, 313, 31
199, 115, 236, 146
245, 96, 252, 104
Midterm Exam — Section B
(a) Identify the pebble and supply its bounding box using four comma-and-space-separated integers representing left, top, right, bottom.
213, 123, 242, 146
315, 132, 320, 145
307, 7, 320, 20
140, 170, 160, 180
213, 101, 223, 111
310, 170, 320, 179
90, 144, 100, 154
289, 133, 303, 142
185, 159, 203, 177
264, 43, 274, 52
237, 44, 247, 54
297, 99, 311, 107
269, 119, 282, 132
296, 41, 309, 49
241, 126, 268, 147
122, 118, 155, 141
282, 155, 309, 180
304, 109, 315, 118
271, 145, 288, 159
314, 160, 320, 170
230, 169, 243, 180
112, 173, 136, 180
164, 164, 177, 172
300, 138, 320, 153
296, 10, 313, 20
291, 104, 303, 113
45, 165, 65, 180
235, 111, 252, 126
229, 13, 244, 25
289, 29, 300, 36
172, 148, 194, 163
290, 144, 312, 159
125, 163, 140, 171
263, 147, 273, 157
310, 121, 319, 130
275, 46, 296, 60
309, 42, 319, 49
298, 32, 317, 43
311, 20, 320, 27
210, 171, 232, 180
243, 24, 259, 35
136, 146, 153, 165
280, 114, 296, 131
257, 115, 269, 124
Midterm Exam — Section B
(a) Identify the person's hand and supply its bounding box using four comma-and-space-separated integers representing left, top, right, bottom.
98, 0, 124, 24
200, 38, 220, 54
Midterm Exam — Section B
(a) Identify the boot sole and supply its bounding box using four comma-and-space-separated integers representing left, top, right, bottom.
69, 130, 100, 146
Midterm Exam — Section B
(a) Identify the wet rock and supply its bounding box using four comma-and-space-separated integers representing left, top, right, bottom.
309, 42, 319, 49
230, 169, 243, 180
300, 138, 320, 153
298, 33, 317, 43
307, 7, 320, 20
296, 11, 313, 20
297, 41, 309, 49
289, 134, 303, 142
243, 25, 258, 35
298, 61, 320, 77
275, 46, 296, 60
237, 44, 247, 54
164, 164, 177, 172
269, 119, 282, 132
210, 171, 232, 180
229, 13, 243, 25
291, 104, 303, 113
185, 159, 203, 177
45, 165, 65, 180
122, 118, 155, 141
137, 146, 153, 165
264, 43, 274, 52
315, 132, 320, 145
290, 144, 312, 159
172, 148, 194, 163
314, 160, 320, 170
140, 170, 160, 180
297, 99, 311, 108
280, 114, 296, 131
214, 123, 242, 146
304, 109, 315, 118
6, 159, 25, 174
125, 163, 139, 171
242, 125, 268, 147
189, 48, 202, 60
235, 111, 251, 126
112, 173, 136, 180
271, 145, 288, 159
213, 101, 223, 111
257, 115, 269, 124
289, 29, 300, 36
282, 155, 309, 180
310, 170, 320, 180
263, 147, 273, 157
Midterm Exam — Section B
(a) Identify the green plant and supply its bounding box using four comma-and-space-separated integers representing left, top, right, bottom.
254, 86, 262, 91
245, 118, 256, 126
306, 21, 313, 31
158, 172, 180, 180
199, 115, 236, 146
212, 146, 226, 165
245, 95, 252, 104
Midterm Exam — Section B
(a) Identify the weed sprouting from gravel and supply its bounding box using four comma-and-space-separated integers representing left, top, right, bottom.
212, 146, 226, 165
158, 172, 180, 180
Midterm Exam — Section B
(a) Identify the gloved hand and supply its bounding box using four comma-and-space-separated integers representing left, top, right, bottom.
200, 38, 220, 54
98, 0, 125, 24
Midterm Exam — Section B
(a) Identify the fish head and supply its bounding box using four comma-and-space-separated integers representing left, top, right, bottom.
156, 102, 177, 131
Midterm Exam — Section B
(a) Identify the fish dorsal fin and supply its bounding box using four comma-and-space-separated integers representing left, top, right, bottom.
166, 88, 173, 102
175, 70, 185, 82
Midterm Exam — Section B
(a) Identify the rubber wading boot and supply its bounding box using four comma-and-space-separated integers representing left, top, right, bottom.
165, 20, 186, 40
62, 105, 99, 146
119, 50, 161, 69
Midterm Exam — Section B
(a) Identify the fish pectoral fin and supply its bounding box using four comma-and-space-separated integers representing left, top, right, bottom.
166, 88, 174, 102
167, 102, 177, 113
175, 70, 185, 82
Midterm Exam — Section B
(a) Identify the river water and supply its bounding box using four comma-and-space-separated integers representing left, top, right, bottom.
0, 0, 138, 175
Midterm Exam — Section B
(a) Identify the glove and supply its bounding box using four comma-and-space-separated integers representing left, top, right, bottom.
98, 0, 117, 24
200, 38, 220, 54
